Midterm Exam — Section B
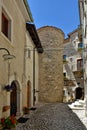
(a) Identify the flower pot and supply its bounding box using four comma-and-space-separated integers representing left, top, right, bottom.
23, 107, 29, 114
0, 125, 3, 130
3, 106, 10, 112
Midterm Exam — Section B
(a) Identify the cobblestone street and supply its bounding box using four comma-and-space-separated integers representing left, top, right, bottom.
16, 103, 87, 130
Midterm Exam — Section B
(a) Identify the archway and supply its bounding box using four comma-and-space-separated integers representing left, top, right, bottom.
10, 80, 20, 116
75, 87, 83, 99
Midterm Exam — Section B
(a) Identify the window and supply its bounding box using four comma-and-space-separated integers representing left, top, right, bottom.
1, 10, 11, 40
78, 43, 83, 51
63, 55, 67, 60
63, 73, 66, 77
26, 49, 31, 58
70, 58, 73, 62
78, 43, 83, 48
2, 13, 8, 37
71, 65, 73, 70
77, 59, 83, 70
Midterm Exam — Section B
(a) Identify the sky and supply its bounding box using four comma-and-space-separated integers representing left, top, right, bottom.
28, 0, 80, 38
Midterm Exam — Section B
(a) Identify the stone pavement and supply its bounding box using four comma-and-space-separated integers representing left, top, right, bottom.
72, 109, 87, 128
15, 103, 87, 130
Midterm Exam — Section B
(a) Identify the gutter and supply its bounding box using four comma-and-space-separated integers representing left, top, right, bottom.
26, 23, 44, 53
23, 0, 34, 22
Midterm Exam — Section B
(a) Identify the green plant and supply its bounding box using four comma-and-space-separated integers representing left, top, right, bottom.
78, 47, 83, 51
63, 59, 68, 64
0, 115, 17, 129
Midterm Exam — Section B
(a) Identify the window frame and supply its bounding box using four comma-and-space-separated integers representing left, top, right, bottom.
77, 59, 83, 70
0, 6, 13, 43
2, 12, 9, 38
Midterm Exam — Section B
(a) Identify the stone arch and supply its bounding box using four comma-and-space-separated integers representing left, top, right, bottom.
10, 80, 21, 116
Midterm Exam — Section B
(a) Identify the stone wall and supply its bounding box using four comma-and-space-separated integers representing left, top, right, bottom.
38, 26, 64, 102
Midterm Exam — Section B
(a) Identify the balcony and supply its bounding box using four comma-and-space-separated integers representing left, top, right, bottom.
73, 70, 83, 78
64, 77, 75, 86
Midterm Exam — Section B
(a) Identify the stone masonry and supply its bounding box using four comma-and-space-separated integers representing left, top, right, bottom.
37, 26, 64, 102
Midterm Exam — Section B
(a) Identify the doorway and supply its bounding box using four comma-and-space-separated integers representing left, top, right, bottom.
75, 87, 83, 99
10, 80, 20, 116
10, 81, 17, 116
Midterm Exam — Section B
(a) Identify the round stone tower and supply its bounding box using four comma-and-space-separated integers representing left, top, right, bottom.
37, 26, 64, 102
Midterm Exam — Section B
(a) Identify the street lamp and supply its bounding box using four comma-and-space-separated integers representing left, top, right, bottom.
0, 48, 15, 60
0, 48, 15, 91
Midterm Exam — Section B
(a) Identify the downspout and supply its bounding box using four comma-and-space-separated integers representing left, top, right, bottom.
33, 47, 36, 106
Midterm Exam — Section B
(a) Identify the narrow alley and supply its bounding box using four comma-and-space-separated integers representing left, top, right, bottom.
16, 103, 87, 130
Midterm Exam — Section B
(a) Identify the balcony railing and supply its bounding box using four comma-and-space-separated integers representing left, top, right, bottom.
73, 69, 83, 78
64, 79, 75, 86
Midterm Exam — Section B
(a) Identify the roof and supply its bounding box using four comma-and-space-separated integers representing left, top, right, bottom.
64, 38, 70, 44
68, 27, 81, 37
26, 23, 43, 53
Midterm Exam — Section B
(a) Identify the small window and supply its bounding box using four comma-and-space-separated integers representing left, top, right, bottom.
78, 43, 83, 48
70, 58, 73, 62
71, 65, 73, 70
63, 55, 67, 60
26, 49, 31, 58
77, 59, 83, 69
2, 13, 8, 37
1, 10, 11, 40
63, 73, 66, 77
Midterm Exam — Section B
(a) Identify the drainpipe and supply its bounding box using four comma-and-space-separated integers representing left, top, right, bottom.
33, 47, 36, 106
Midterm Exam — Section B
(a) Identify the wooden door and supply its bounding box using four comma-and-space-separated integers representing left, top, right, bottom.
10, 82, 17, 116
27, 85, 30, 107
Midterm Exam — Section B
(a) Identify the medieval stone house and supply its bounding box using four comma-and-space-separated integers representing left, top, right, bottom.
63, 28, 84, 102
37, 26, 64, 103
0, 0, 43, 118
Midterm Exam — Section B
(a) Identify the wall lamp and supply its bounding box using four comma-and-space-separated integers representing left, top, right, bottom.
0, 48, 15, 91
0, 48, 15, 60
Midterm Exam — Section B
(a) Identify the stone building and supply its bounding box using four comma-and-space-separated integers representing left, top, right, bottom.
63, 28, 84, 102
78, 0, 87, 97
0, 0, 43, 118
26, 23, 43, 107
37, 26, 64, 103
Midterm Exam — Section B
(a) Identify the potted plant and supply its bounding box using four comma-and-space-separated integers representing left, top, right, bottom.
0, 115, 18, 129
4, 85, 12, 92
23, 106, 29, 114
3, 106, 10, 112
